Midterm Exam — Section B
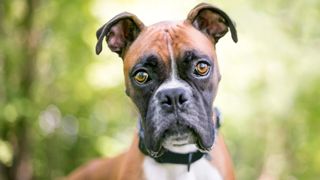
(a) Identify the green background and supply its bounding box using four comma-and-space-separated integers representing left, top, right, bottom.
0, 0, 319, 179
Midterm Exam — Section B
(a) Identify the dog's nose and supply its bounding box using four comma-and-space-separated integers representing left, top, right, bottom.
157, 88, 189, 110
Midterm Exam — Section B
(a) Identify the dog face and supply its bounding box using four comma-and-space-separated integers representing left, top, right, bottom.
96, 3, 237, 156
124, 22, 221, 154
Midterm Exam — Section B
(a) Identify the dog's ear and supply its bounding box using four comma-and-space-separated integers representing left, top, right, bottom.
186, 3, 238, 44
95, 12, 145, 58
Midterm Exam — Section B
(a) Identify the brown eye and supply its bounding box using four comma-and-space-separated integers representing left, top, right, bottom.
195, 62, 210, 76
134, 71, 149, 84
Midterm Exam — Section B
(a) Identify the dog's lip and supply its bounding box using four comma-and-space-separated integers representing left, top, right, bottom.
144, 119, 215, 155
147, 128, 192, 155
161, 127, 214, 152
146, 146, 165, 158
163, 132, 194, 147
148, 137, 212, 156
194, 129, 215, 152
196, 139, 213, 152
172, 142, 189, 146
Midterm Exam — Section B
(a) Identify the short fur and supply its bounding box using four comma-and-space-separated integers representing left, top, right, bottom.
68, 3, 237, 180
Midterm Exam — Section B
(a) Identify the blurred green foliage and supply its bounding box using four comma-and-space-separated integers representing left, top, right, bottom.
0, 0, 135, 179
0, 0, 319, 179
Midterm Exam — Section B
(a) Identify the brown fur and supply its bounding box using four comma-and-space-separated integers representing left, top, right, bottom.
68, 133, 234, 180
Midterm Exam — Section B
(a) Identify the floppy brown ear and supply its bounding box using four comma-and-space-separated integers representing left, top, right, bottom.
95, 12, 145, 58
187, 3, 238, 44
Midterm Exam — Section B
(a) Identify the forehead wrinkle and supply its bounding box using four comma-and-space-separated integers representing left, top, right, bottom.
124, 28, 168, 71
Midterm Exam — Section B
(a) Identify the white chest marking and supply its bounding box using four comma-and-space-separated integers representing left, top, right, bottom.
143, 157, 223, 180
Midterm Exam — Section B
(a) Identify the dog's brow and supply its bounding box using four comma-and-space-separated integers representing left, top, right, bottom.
182, 50, 212, 63
138, 54, 159, 67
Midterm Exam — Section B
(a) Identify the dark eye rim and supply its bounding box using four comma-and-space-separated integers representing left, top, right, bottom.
193, 60, 211, 77
132, 68, 152, 85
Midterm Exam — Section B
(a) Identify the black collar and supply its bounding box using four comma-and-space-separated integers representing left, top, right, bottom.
138, 107, 222, 171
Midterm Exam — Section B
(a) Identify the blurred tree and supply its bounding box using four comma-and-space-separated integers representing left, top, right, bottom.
225, 0, 320, 179
30, 1, 97, 178
0, 0, 41, 179
0, 0, 135, 179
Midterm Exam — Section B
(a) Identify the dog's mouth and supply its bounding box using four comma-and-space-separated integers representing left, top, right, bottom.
145, 124, 215, 157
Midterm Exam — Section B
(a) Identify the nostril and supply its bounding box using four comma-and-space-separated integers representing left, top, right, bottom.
178, 94, 188, 105
161, 95, 172, 106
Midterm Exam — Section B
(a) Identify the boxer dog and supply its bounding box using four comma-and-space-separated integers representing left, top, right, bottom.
68, 3, 237, 180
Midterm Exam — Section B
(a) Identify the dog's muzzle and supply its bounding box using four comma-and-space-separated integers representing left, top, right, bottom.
142, 87, 216, 157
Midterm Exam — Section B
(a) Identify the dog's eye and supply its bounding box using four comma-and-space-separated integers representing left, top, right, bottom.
194, 62, 210, 76
134, 70, 149, 84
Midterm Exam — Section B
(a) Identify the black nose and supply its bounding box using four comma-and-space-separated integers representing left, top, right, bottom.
157, 88, 189, 110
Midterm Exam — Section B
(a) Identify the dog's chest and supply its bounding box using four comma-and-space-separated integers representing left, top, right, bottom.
142, 156, 222, 180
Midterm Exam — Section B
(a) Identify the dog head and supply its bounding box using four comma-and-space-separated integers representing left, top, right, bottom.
96, 3, 237, 156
